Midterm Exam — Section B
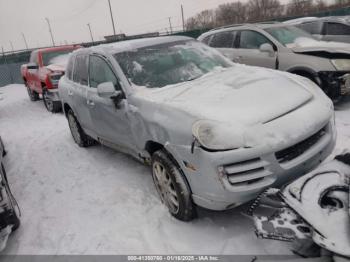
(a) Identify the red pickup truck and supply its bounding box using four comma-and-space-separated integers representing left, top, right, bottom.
21, 46, 80, 113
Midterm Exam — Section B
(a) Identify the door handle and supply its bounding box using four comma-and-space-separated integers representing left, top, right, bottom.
68, 90, 73, 96
87, 100, 95, 107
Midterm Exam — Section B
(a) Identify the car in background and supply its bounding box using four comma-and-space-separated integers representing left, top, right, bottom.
285, 16, 350, 43
198, 23, 350, 100
0, 137, 20, 251
59, 36, 335, 221
21, 45, 81, 113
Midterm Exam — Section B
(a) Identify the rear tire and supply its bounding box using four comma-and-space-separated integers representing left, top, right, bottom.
26, 85, 39, 101
43, 88, 61, 113
67, 109, 95, 147
151, 150, 196, 221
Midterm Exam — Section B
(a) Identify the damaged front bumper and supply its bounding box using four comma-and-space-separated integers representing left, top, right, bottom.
318, 71, 350, 98
166, 117, 336, 211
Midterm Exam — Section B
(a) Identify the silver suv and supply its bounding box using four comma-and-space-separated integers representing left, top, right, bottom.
59, 36, 335, 221
198, 23, 350, 99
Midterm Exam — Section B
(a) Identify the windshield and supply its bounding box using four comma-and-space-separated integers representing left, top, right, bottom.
42, 49, 74, 66
265, 26, 315, 46
113, 40, 232, 88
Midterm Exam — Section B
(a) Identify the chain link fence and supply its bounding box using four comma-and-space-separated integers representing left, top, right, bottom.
0, 51, 30, 87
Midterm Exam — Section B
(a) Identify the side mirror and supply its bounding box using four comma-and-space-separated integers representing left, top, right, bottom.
97, 82, 116, 98
259, 43, 275, 56
27, 63, 39, 70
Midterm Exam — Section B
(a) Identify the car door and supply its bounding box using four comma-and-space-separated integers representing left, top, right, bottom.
323, 22, 350, 43
208, 31, 239, 62
235, 30, 277, 69
87, 54, 133, 151
70, 54, 93, 134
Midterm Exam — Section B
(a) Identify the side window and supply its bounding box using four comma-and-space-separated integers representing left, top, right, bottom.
239, 31, 271, 49
89, 55, 120, 90
73, 55, 88, 85
66, 56, 74, 80
298, 21, 322, 35
210, 31, 235, 48
325, 22, 350, 35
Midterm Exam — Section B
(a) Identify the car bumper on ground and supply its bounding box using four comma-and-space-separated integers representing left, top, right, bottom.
166, 118, 336, 211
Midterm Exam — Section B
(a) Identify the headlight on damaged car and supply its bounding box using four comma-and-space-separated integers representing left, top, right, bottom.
192, 120, 246, 151
331, 59, 350, 71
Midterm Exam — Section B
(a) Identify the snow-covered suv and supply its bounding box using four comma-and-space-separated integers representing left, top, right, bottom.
198, 23, 350, 100
59, 36, 336, 221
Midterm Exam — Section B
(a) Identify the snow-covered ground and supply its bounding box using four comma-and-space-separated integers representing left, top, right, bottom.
0, 84, 349, 255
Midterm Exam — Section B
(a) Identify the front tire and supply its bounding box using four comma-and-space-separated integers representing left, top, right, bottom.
43, 88, 61, 113
67, 109, 95, 147
151, 150, 196, 221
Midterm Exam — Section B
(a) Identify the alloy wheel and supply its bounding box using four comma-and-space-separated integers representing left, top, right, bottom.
152, 161, 179, 214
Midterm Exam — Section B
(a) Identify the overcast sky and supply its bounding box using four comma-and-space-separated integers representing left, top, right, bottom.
0, 0, 292, 52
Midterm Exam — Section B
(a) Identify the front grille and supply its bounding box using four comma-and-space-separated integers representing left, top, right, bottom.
223, 158, 271, 187
276, 126, 326, 164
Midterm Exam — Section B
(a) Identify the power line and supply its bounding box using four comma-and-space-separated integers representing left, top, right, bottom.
21, 33, 29, 50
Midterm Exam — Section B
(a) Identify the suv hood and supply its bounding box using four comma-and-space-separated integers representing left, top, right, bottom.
288, 37, 350, 55
136, 65, 313, 126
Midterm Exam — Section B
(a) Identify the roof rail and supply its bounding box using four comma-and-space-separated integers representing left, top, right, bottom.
255, 21, 281, 24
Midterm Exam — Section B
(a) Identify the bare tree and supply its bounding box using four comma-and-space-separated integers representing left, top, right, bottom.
314, 0, 327, 12
247, 0, 283, 22
185, 9, 216, 30
215, 2, 248, 26
286, 0, 315, 16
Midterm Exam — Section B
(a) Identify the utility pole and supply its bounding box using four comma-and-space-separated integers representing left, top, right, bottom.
181, 5, 185, 31
87, 23, 94, 44
168, 17, 173, 34
107, 0, 117, 36
21, 32, 29, 50
45, 17, 55, 46
9, 41, 14, 54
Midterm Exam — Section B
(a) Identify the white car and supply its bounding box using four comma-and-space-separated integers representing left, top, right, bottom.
59, 36, 336, 221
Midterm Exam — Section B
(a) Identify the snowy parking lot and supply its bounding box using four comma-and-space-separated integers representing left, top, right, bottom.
0, 84, 349, 255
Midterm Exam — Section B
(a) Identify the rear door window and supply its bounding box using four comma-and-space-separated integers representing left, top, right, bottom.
72, 55, 89, 86
325, 22, 350, 35
210, 31, 236, 48
239, 30, 271, 49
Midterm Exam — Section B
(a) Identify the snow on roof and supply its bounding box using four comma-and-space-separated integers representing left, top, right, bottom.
283, 17, 318, 25
91, 36, 193, 54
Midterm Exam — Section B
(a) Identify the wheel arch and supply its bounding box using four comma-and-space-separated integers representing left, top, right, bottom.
287, 67, 320, 84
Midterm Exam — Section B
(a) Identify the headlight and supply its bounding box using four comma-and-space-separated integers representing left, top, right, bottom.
331, 59, 350, 71
192, 120, 245, 151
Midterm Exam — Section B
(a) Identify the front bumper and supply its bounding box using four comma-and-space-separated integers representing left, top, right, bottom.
165, 110, 336, 211
45, 88, 61, 102
318, 71, 350, 98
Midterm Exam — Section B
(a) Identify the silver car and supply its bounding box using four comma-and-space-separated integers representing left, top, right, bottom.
59, 36, 336, 221
198, 23, 350, 99
284, 16, 350, 43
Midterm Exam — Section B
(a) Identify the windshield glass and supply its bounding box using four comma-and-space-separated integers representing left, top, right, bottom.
265, 26, 315, 46
113, 40, 232, 88
42, 50, 74, 66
